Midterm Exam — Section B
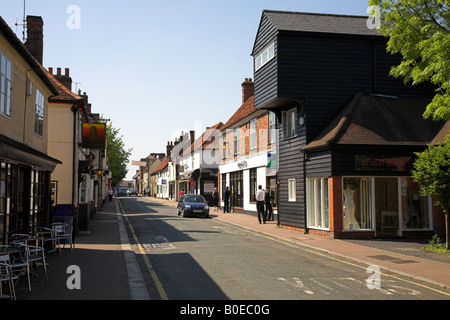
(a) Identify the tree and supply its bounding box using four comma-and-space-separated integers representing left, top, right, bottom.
369, 0, 450, 121
106, 122, 132, 187
412, 136, 450, 249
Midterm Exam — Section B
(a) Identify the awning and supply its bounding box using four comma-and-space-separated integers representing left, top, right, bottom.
0, 134, 62, 171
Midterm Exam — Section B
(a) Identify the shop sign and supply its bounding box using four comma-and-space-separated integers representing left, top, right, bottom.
237, 161, 247, 169
355, 155, 411, 172
82, 123, 106, 149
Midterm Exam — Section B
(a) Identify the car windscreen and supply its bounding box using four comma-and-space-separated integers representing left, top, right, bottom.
184, 195, 205, 203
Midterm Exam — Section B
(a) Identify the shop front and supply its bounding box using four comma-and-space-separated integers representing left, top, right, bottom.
303, 93, 447, 239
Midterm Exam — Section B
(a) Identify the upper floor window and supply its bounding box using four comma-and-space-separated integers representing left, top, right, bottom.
34, 89, 45, 136
255, 42, 275, 71
222, 133, 227, 159
268, 112, 276, 144
0, 51, 12, 117
249, 118, 257, 151
234, 127, 239, 156
283, 107, 297, 139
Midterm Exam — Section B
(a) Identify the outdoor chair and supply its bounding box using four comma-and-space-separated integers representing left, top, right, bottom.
0, 253, 18, 300
15, 243, 48, 292
52, 205, 75, 253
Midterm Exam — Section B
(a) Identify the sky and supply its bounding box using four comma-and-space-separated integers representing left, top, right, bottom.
1, 0, 371, 180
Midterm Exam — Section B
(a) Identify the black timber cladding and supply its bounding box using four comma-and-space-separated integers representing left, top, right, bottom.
251, 10, 437, 229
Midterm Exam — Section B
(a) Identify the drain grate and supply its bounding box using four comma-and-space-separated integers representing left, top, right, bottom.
368, 255, 418, 264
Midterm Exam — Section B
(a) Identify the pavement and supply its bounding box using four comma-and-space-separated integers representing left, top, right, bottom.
10, 196, 450, 300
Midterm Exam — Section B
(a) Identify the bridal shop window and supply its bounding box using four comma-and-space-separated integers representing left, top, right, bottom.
343, 177, 373, 230
307, 178, 329, 229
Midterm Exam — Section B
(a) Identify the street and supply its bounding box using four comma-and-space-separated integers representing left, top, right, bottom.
118, 196, 450, 301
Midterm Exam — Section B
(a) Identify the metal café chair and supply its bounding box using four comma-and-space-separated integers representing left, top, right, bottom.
15, 242, 48, 292
0, 245, 27, 300
52, 205, 75, 253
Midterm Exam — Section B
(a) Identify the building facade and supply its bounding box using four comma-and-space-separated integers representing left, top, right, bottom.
251, 10, 443, 238
0, 16, 61, 244
219, 78, 278, 214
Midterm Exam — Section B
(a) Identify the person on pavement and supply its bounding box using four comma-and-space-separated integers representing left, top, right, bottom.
256, 185, 266, 224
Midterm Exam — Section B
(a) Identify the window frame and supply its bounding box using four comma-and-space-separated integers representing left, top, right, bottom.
307, 177, 330, 230
249, 118, 257, 151
0, 51, 12, 117
34, 88, 45, 136
255, 42, 275, 72
288, 179, 296, 202
283, 107, 297, 139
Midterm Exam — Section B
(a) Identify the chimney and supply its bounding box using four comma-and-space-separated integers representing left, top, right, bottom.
166, 141, 174, 157
241, 78, 254, 104
25, 16, 44, 65
53, 67, 73, 91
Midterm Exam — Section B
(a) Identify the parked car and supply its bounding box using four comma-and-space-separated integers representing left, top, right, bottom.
127, 188, 138, 196
177, 194, 210, 218
118, 187, 127, 197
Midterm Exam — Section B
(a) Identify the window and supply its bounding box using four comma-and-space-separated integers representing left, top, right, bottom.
283, 107, 297, 139
50, 181, 58, 206
0, 51, 12, 117
234, 127, 239, 156
34, 89, 45, 136
249, 118, 257, 151
249, 168, 257, 202
307, 178, 329, 229
255, 42, 275, 71
343, 177, 373, 230
222, 134, 227, 159
288, 179, 296, 202
401, 178, 429, 229
269, 112, 276, 144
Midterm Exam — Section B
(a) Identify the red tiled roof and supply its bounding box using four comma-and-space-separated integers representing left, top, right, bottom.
151, 156, 168, 175
41, 67, 82, 103
180, 122, 224, 157
221, 96, 255, 131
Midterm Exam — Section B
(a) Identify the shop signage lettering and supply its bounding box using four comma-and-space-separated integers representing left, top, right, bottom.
355, 155, 411, 172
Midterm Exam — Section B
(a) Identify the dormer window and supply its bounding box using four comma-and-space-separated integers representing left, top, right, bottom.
255, 42, 275, 71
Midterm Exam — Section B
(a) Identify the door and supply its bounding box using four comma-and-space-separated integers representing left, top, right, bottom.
375, 178, 399, 237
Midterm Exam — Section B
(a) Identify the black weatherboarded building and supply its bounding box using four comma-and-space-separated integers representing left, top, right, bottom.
251, 10, 445, 238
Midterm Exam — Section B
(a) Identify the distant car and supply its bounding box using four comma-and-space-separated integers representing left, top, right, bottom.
118, 187, 127, 197
127, 188, 138, 196
177, 194, 210, 218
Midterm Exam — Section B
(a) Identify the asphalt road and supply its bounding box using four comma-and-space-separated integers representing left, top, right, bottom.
118, 196, 450, 301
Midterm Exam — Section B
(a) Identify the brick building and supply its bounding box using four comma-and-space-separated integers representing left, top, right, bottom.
219, 78, 278, 214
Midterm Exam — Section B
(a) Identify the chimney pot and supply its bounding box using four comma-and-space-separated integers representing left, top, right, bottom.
57, 68, 61, 76
48, 67, 53, 74
65, 68, 70, 76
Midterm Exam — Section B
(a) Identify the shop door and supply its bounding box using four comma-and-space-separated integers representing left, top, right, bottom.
375, 178, 399, 237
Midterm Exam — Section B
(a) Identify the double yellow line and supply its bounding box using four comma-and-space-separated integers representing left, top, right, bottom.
118, 200, 168, 300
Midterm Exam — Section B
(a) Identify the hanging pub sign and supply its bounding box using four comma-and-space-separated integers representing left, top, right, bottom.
82, 123, 106, 149
355, 155, 412, 172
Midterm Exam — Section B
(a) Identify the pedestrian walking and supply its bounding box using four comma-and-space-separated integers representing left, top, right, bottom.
212, 187, 220, 212
108, 188, 113, 202
223, 187, 230, 213
264, 186, 273, 221
256, 185, 266, 224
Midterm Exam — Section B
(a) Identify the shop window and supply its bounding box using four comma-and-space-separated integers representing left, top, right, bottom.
307, 178, 329, 229
51, 181, 58, 206
288, 179, 296, 202
401, 178, 429, 229
0, 162, 17, 244
343, 177, 373, 230
249, 168, 257, 202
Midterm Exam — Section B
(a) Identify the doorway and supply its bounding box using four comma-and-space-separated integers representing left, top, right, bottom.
375, 178, 399, 237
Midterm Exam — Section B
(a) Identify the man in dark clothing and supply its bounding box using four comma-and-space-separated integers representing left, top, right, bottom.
264, 186, 273, 221
223, 187, 231, 213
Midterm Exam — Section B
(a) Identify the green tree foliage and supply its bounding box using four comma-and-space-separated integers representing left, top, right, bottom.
369, 0, 450, 121
412, 136, 450, 249
106, 122, 132, 187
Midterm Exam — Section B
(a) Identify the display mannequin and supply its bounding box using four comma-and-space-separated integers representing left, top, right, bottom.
343, 186, 360, 230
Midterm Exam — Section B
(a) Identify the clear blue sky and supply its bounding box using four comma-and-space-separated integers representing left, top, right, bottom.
1, 0, 371, 179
